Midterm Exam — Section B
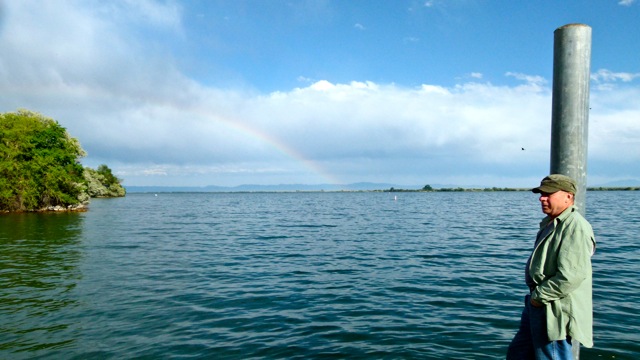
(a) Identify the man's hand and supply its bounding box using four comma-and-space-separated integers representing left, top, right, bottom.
530, 298, 544, 308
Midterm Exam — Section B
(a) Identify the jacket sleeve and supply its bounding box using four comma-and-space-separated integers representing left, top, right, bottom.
531, 222, 594, 304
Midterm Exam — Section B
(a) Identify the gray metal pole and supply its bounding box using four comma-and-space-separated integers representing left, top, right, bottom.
549, 23, 592, 360
550, 23, 592, 215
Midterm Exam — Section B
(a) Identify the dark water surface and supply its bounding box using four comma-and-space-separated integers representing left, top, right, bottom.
1, 191, 638, 359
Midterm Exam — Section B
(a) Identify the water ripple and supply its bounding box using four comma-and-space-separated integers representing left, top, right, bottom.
1, 192, 638, 359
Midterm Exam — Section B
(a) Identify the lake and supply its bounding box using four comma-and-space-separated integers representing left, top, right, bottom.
1, 191, 638, 359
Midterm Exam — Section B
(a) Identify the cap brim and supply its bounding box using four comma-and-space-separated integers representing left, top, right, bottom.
531, 185, 560, 194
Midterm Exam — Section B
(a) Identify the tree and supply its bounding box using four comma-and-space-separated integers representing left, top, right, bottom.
422, 184, 434, 191
0, 110, 87, 211
84, 165, 125, 198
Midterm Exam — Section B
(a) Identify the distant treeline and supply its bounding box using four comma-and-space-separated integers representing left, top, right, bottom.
0, 109, 125, 212
382, 185, 640, 193
587, 187, 640, 191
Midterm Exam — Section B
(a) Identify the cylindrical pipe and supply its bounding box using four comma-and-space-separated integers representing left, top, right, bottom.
549, 23, 592, 359
550, 23, 592, 215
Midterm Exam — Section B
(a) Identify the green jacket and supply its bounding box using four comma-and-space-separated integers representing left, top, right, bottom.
529, 205, 596, 348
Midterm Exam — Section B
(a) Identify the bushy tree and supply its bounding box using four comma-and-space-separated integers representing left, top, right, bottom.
0, 110, 87, 211
84, 165, 125, 198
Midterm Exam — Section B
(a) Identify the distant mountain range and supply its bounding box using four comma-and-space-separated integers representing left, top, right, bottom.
125, 182, 428, 193
125, 179, 640, 193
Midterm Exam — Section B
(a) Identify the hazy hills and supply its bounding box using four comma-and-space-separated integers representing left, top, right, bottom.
125, 182, 419, 193
125, 179, 640, 193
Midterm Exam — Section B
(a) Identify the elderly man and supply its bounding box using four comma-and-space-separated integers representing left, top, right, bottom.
507, 174, 596, 360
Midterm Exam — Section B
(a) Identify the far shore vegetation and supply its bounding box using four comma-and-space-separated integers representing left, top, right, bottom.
381, 185, 640, 193
131, 185, 640, 194
1, 109, 125, 213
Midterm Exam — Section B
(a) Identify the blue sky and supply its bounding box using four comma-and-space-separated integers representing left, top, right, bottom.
1, 0, 639, 188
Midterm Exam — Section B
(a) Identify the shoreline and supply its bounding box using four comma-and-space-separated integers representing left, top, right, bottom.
125, 186, 640, 194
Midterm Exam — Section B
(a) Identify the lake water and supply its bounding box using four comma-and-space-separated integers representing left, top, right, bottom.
1, 191, 638, 359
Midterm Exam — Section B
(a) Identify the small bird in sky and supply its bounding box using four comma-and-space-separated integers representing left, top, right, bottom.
521, 147, 525, 151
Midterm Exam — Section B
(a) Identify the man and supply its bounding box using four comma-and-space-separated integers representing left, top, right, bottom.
507, 174, 596, 360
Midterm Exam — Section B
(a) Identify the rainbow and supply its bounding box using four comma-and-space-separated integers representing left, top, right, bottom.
188, 106, 343, 186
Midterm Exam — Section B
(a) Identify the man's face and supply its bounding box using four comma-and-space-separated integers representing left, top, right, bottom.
538, 190, 573, 218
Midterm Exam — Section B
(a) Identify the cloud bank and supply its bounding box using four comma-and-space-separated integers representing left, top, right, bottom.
1, 1, 638, 187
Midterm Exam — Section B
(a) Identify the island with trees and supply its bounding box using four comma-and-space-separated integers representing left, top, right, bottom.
0, 109, 125, 213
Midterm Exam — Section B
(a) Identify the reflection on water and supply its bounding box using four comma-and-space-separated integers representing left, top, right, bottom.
0, 212, 84, 355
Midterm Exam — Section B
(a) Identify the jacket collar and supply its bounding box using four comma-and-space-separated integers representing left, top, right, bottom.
540, 205, 577, 228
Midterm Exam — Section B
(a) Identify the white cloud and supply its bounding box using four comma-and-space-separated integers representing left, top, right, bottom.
308, 80, 336, 91
591, 69, 640, 83
588, 86, 640, 163
1, 1, 638, 187
618, 0, 635, 6
120, 0, 182, 29
297, 76, 313, 83
354, 23, 365, 30
142, 167, 169, 176
505, 72, 547, 86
